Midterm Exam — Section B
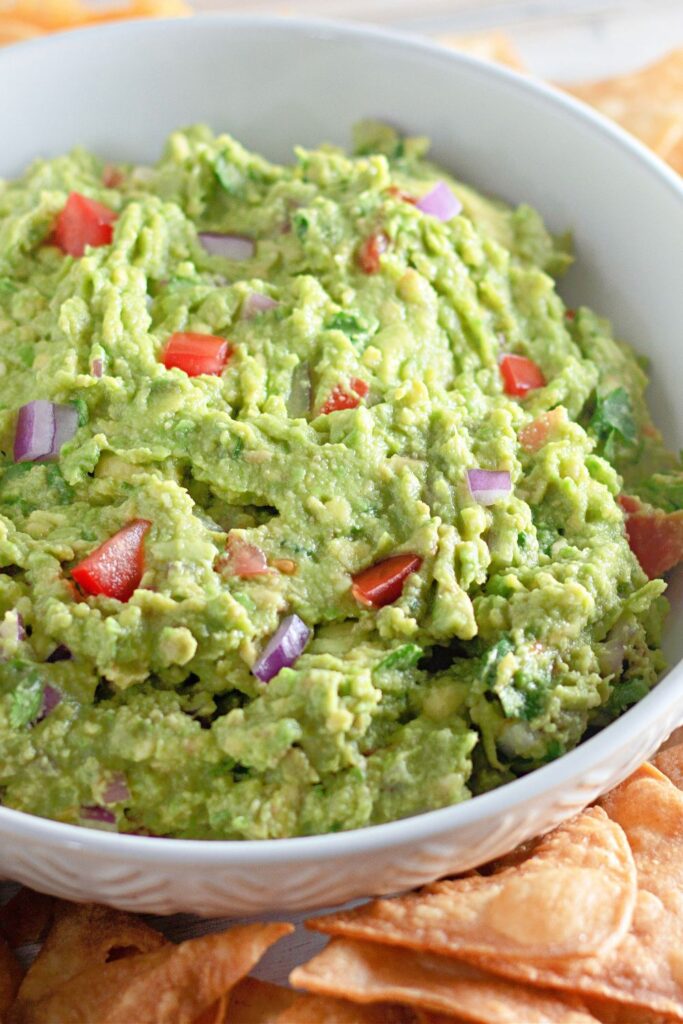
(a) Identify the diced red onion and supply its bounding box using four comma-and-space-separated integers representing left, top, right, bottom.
80, 805, 116, 824
14, 400, 78, 463
103, 773, 130, 804
252, 613, 311, 683
416, 181, 462, 222
46, 644, 72, 663
467, 468, 512, 506
38, 684, 62, 721
600, 641, 625, 677
91, 357, 104, 378
241, 292, 279, 319
0, 611, 24, 645
199, 232, 255, 260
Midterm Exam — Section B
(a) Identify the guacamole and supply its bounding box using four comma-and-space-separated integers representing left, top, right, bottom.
0, 122, 679, 839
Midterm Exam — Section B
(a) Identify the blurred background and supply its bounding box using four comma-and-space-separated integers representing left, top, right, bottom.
186, 0, 683, 81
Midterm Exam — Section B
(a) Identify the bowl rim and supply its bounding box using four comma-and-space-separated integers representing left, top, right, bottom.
1, 13, 682, 864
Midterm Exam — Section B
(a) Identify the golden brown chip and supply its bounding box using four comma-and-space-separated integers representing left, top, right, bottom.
653, 742, 683, 790
193, 995, 229, 1024
564, 49, 683, 173
0, 889, 54, 949
0, 0, 188, 31
222, 977, 297, 1023
0, 935, 23, 1019
279, 992, 416, 1023
290, 939, 600, 1024
437, 31, 525, 71
458, 765, 683, 1020
585, 997, 678, 1023
309, 807, 635, 961
12, 900, 168, 1011
12, 921, 291, 1024
0, 16, 44, 43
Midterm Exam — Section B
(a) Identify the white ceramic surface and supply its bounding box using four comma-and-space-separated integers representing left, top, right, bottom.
1, 16, 682, 916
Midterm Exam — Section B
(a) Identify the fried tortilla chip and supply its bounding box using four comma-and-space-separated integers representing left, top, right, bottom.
279, 992, 416, 1023
0, 935, 22, 1019
309, 807, 635, 961
193, 995, 229, 1024
12, 922, 292, 1024
0, 16, 43, 43
565, 50, 683, 174
290, 939, 600, 1024
0, 890, 54, 949
457, 766, 683, 1020
11, 901, 168, 1011
653, 742, 683, 790
1, 0, 189, 30
437, 31, 525, 71
224, 978, 297, 1023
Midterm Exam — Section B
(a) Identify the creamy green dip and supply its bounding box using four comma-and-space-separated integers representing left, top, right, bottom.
0, 122, 678, 839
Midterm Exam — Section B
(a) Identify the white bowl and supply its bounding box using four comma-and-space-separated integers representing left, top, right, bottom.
1, 16, 682, 917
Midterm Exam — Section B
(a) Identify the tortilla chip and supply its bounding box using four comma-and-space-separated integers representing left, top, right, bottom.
309, 807, 635, 961
653, 742, 683, 790
0, 0, 189, 30
193, 995, 229, 1024
565, 50, 683, 174
457, 766, 683, 1019
0, 890, 54, 949
437, 31, 525, 72
12, 901, 168, 1011
0, 16, 44, 42
219, 977, 296, 1023
584, 997, 678, 1023
0, 935, 23, 1019
13, 921, 291, 1024
279, 992, 416, 1023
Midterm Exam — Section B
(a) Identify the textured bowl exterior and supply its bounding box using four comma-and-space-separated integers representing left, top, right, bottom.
0, 16, 682, 916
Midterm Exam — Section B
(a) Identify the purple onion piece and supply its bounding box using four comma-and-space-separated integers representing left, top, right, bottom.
103, 773, 130, 804
38, 684, 62, 721
252, 613, 311, 683
80, 805, 116, 824
416, 181, 463, 222
46, 644, 72, 664
286, 362, 311, 419
91, 358, 104, 378
241, 292, 279, 319
199, 232, 255, 260
14, 400, 78, 463
467, 468, 512, 506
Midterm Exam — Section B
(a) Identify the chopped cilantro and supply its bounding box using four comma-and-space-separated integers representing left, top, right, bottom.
71, 398, 89, 427
376, 644, 423, 672
325, 312, 369, 346
590, 387, 637, 458
213, 154, 243, 194
292, 211, 309, 240
482, 635, 514, 687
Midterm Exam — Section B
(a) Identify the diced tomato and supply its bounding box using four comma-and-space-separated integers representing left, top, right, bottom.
162, 333, 231, 378
500, 354, 546, 397
519, 408, 565, 453
618, 494, 643, 515
351, 553, 422, 608
71, 519, 151, 602
319, 377, 369, 415
624, 510, 683, 579
387, 186, 417, 205
217, 536, 270, 578
102, 164, 124, 189
565, 309, 576, 322
357, 231, 389, 274
54, 192, 117, 258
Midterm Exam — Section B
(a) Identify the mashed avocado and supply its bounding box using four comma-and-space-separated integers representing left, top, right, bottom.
0, 122, 677, 838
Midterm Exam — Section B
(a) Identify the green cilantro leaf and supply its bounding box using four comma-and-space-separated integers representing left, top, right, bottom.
590, 387, 637, 445
9, 676, 42, 729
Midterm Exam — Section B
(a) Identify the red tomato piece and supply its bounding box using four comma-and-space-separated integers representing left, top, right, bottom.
162, 333, 231, 378
319, 377, 369, 415
217, 536, 270, 578
624, 510, 683, 579
71, 519, 151, 602
351, 553, 422, 608
54, 192, 117, 258
387, 185, 417, 205
357, 231, 389, 274
565, 309, 576, 321
500, 354, 546, 397
618, 494, 643, 515
519, 408, 564, 453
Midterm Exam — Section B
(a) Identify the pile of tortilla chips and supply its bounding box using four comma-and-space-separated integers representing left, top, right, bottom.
0, 0, 189, 44
1, 742, 682, 1022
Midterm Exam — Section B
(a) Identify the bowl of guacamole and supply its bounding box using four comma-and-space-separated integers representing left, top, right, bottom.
0, 15, 682, 914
